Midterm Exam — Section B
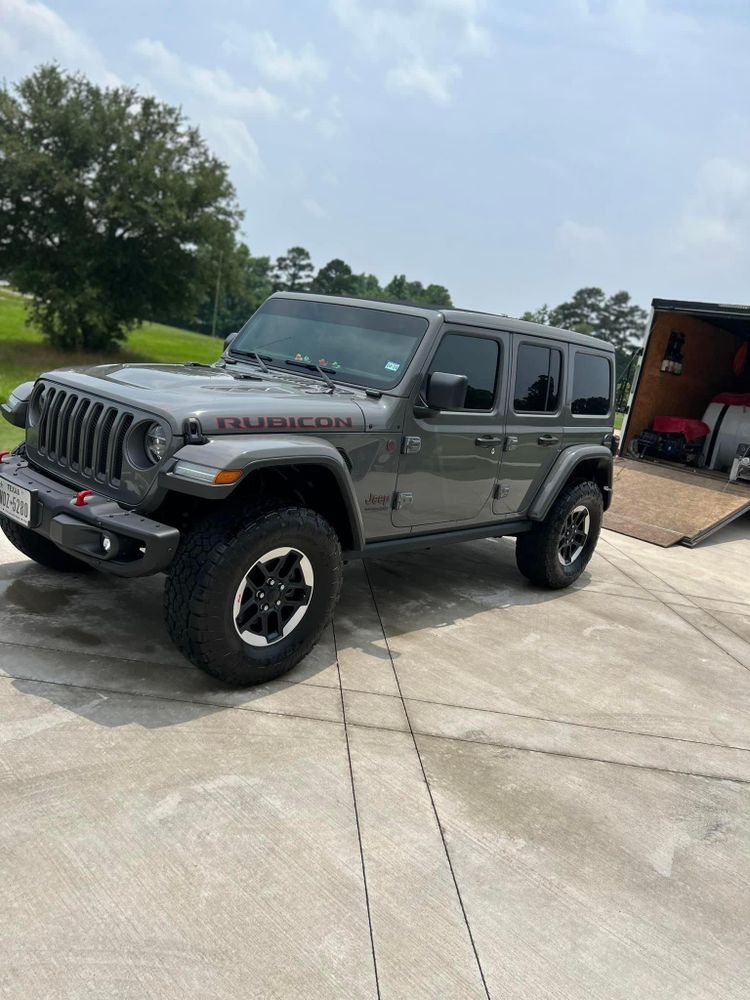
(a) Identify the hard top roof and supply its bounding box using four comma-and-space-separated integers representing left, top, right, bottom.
272, 292, 615, 353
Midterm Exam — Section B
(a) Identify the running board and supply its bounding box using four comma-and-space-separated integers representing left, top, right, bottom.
343, 519, 531, 561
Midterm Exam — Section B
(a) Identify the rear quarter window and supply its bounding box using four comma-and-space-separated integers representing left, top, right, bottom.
571, 353, 612, 415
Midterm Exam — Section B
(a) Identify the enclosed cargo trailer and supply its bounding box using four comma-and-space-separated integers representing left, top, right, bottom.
605, 298, 750, 546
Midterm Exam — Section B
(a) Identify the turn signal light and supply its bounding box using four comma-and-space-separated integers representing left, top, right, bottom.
214, 469, 243, 485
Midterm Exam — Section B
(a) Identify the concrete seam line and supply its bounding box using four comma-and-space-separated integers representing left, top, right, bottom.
0, 672, 345, 730
363, 561, 492, 1000
0, 638, 341, 694
600, 539, 750, 651
2, 640, 748, 753
341, 720, 750, 786
597, 544, 750, 675
408, 729, 750, 787
332, 620, 381, 1000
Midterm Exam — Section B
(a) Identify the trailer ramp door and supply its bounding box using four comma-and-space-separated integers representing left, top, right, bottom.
603, 458, 750, 546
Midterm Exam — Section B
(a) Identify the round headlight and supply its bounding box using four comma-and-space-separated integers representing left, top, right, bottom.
144, 421, 169, 464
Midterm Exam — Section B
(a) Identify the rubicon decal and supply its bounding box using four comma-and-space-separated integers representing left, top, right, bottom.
216, 415, 354, 431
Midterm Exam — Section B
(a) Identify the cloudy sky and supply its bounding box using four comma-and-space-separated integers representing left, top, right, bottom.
1, 0, 749, 316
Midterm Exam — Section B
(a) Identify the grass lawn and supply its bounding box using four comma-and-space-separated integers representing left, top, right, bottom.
0, 290, 221, 451
615, 412, 624, 430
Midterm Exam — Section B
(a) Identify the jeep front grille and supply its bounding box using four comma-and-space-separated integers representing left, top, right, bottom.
33, 384, 134, 487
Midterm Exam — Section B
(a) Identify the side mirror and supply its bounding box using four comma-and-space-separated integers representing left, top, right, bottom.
425, 371, 468, 411
223, 331, 239, 352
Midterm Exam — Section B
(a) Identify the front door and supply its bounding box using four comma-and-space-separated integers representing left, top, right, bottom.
392, 328, 507, 527
494, 336, 566, 515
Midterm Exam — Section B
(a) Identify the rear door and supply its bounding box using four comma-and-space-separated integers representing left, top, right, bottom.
494, 336, 565, 514
392, 327, 507, 527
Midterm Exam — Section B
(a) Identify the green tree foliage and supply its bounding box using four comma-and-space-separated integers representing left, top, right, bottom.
272, 246, 314, 291
311, 258, 357, 296
383, 274, 452, 307
520, 304, 552, 325
422, 283, 453, 308
0, 65, 240, 352
549, 287, 605, 336
196, 243, 272, 335
524, 287, 647, 379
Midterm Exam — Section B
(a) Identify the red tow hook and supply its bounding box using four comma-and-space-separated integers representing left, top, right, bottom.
73, 489, 94, 507
0, 451, 10, 463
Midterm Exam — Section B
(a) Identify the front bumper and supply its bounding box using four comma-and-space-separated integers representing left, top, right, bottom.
0, 456, 179, 577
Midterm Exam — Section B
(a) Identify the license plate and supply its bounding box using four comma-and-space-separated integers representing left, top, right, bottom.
0, 478, 32, 527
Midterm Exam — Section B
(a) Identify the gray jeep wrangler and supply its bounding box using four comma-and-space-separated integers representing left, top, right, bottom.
0, 293, 615, 685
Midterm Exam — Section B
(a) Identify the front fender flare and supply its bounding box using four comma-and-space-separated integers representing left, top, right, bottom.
528, 444, 613, 521
162, 434, 366, 550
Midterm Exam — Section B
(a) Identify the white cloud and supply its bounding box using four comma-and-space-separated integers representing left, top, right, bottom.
203, 117, 263, 177
330, 0, 491, 104
303, 197, 327, 219
0, 0, 118, 84
386, 62, 460, 106
556, 220, 607, 248
133, 38, 279, 116
566, 0, 699, 55
676, 157, 750, 252
236, 30, 327, 84
313, 94, 345, 139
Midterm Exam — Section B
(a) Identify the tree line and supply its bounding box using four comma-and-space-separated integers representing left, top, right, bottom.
0, 65, 451, 354
522, 287, 647, 379
162, 244, 453, 340
0, 66, 645, 375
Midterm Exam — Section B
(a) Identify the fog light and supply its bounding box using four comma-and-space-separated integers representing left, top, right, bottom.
101, 534, 112, 553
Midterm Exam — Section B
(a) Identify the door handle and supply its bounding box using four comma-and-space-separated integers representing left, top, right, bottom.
475, 435, 504, 448
538, 434, 560, 446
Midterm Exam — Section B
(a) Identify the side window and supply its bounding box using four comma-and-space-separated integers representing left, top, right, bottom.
514, 343, 562, 412
428, 334, 499, 410
572, 353, 611, 415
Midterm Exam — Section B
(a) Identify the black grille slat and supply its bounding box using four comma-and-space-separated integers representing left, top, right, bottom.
109, 413, 133, 484
59, 394, 78, 464
96, 407, 117, 479
29, 381, 146, 493
82, 402, 103, 474
49, 390, 68, 458
69, 397, 90, 470
37, 387, 55, 452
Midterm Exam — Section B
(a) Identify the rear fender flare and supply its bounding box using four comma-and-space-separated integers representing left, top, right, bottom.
528, 444, 614, 521
163, 434, 365, 550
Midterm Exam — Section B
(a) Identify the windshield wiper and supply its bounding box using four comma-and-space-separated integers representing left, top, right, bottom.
284, 358, 337, 393
231, 349, 272, 373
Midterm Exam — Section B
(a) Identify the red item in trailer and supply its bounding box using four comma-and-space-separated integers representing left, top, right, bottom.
712, 392, 750, 406
651, 416, 710, 443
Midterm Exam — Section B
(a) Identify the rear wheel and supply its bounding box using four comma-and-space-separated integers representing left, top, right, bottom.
164, 502, 342, 686
0, 516, 93, 573
515, 480, 603, 589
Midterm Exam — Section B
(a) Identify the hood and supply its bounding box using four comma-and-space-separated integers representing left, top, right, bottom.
42, 363, 367, 434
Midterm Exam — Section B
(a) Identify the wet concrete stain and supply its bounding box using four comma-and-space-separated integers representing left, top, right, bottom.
2, 579, 74, 614
56, 626, 103, 647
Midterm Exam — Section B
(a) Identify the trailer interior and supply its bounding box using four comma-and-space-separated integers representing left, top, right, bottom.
605, 298, 750, 546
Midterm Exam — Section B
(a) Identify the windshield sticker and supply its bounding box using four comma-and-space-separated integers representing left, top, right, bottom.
384, 360, 401, 372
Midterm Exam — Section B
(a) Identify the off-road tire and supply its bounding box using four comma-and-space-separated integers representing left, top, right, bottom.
164, 502, 343, 686
515, 480, 603, 589
0, 515, 93, 573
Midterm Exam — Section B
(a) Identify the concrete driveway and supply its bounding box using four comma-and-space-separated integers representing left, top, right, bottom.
1, 523, 749, 999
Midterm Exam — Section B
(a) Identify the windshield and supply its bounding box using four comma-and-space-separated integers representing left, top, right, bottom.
230, 298, 430, 389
